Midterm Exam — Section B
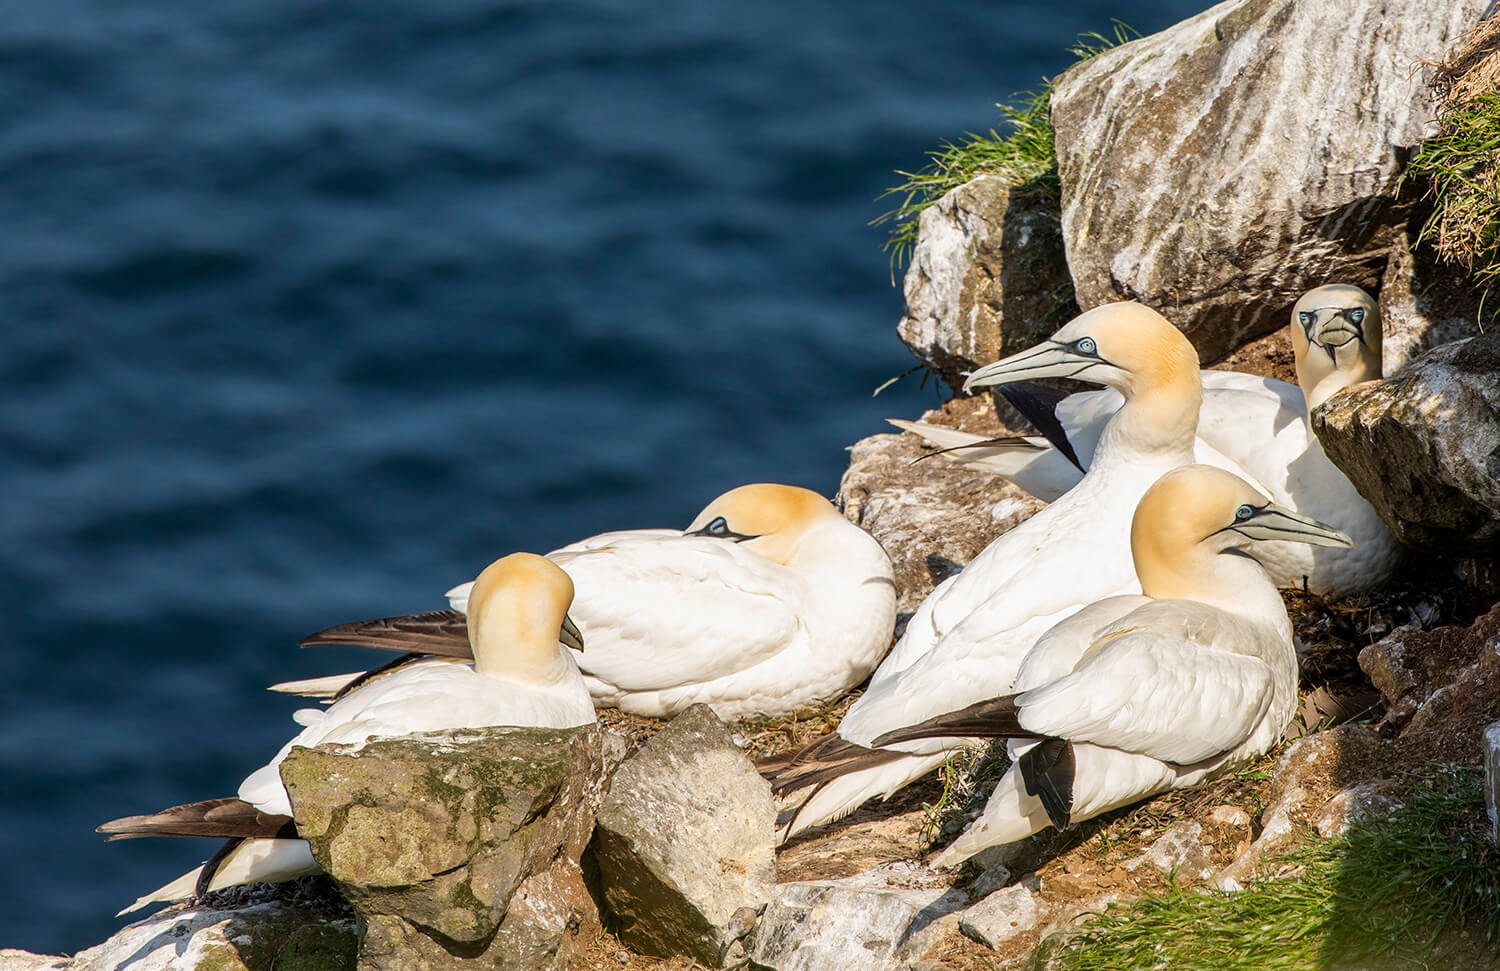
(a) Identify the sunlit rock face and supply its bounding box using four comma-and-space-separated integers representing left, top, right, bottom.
1051, 0, 1485, 363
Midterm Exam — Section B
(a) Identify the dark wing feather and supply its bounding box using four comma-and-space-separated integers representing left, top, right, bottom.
871, 695, 1030, 747
1018, 739, 1075, 831
759, 732, 907, 799
98, 797, 297, 842
299, 609, 474, 658
196, 837, 247, 898
997, 382, 1085, 473
330, 651, 436, 700
912, 435, 1043, 464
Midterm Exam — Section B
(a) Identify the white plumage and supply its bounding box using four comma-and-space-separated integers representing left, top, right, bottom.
768, 303, 1213, 838
892, 284, 1397, 596
294, 484, 897, 721
104, 552, 594, 914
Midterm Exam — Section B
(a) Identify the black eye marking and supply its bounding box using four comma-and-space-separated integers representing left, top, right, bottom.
706, 516, 730, 537
1235, 504, 1255, 522
686, 516, 759, 542
1071, 337, 1098, 356
1345, 307, 1365, 326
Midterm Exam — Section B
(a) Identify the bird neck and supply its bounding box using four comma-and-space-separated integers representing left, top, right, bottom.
469, 608, 573, 684
1296, 339, 1381, 413
1134, 534, 1289, 628
1095, 365, 1201, 463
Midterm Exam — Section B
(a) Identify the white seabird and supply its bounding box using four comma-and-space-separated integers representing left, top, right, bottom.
98, 552, 594, 915
866, 464, 1353, 866
283, 483, 897, 721
763, 302, 1228, 840
890, 284, 1396, 596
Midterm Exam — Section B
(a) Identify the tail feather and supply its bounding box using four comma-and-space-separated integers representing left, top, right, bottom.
872, 695, 1029, 747
267, 672, 361, 698
298, 609, 473, 657
774, 751, 950, 843
117, 838, 319, 916
98, 797, 296, 842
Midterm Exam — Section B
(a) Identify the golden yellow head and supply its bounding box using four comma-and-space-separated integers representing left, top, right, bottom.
684, 483, 841, 565
1290, 285, 1381, 411
466, 552, 576, 670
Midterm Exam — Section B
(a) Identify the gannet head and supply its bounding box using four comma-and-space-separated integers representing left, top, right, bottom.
1290, 284, 1381, 412
683, 483, 843, 566
466, 552, 582, 675
962, 302, 1199, 398
1132, 465, 1354, 598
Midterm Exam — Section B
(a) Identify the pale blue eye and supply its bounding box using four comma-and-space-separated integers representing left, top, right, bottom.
1075, 337, 1097, 355
1346, 308, 1365, 325
1299, 311, 1315, 327
1235, 505, 1254, 522
707, 516, 730, 537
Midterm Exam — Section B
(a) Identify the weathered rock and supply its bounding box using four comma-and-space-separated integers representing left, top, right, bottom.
1124, 821, 1212, 881
1201, 805, 1253, 860
839, 396, 1044, 614
897, 175, 1073, 392
1051, 0, 1485, 361
1313, 782, 1402, 838
748, 862, 966, 971
2, 894, 357, 971
1313, 332, 1500, 554
958, 883, 1041, 949
1485, 722, 1500, 847
281, 725, 603, 971
592, 705, 776, 967
1378, 233, 1483, 374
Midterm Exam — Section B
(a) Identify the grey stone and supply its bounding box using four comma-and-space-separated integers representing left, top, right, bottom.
958, 883, 1041, 949
748, 863, 966, 971
1124, 821, 1212, 880
1051, 0, 1485, 362
897, 175, 1073, 392
1378, 232, 1483, 374
1486, 722, 1500, 847
839, 399, 1043, 614
1314, 782, 1402, 838
1312, 331, 1500, 555
592, 704, 776, 967
3, 896, 357, 971
281, 724, 603, 971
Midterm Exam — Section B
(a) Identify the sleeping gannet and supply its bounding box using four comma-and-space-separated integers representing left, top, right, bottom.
865, 465, 1353, 865
98, 553, 594, 915
284, 484, 897, 721
763, 303, 1226, 840
891, 285, 1396, 596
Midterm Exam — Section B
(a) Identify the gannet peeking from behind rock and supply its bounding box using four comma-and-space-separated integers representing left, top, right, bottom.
762, 303, 1222, 840
98, 553, 594, 915
865, 465, 1353, 866
285, 484, 897, 721
889, 284, 1395, 597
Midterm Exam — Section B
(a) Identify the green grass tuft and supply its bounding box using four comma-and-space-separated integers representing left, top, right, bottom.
874, 23, 1139, 270
1044, 766, 1500, 970
1406, 92, 1500, 313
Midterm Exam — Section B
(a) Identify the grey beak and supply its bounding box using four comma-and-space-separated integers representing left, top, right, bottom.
1229, 504, 1355, 549
962, 342, 1099, 394
560, 614, 585, 653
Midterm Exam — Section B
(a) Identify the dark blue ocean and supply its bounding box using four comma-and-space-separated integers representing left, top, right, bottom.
1, 0, 1203, 954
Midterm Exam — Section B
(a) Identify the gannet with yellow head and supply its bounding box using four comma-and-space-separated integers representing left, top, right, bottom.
889, 284, 1396, 596
99, 553, 593, 915
763, 303, 1216, 840
286, 483, 897, 721
864, 465, 1353, 865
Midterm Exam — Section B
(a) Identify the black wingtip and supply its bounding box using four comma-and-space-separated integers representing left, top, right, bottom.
996, 382, 1085, 473
1018, 739, 1075, 831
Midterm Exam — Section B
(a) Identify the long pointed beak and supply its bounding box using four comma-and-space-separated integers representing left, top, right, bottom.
560, 614, 585, 653
1314, 321, 1362, 351
963, 343, 1095, 394
1233, 504, 1355, 548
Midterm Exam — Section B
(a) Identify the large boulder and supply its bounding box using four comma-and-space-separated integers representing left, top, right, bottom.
1378, 232, 1483, 374
897, 175, 1073, 392
591, 705, 776, 967
1311, 331, 1500, 554
1050, 0, 1485, 362
280, 725, 604, 971
839, 395, 1043, 615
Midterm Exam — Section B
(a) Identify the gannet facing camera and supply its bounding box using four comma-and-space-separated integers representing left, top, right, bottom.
891, 284, 1397, 597
98, 553, 594, 915
763, 303, 1212, 841
289, 483, 897, 721
869, 465, 1353, 866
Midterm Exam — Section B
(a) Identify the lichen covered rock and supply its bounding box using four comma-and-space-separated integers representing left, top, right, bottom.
1051, 0, 1485, 361
1312, 331, 1500, 554
897, 175, 1072, 392
280, 725, 604, 970
592, 704, 776, 967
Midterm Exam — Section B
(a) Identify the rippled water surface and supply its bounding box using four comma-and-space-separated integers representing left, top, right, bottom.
2, 0, 1204, 952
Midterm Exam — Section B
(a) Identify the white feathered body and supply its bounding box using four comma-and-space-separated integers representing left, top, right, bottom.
936, 561, 1298, 865
448, 519, 897, 720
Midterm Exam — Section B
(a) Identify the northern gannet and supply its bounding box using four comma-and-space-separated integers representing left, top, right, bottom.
865, 465, 1353, 865
763, 303, 1220, 840
890, 285, 1396, 597
98, 553, 594, 914
283, 484, 897, 721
